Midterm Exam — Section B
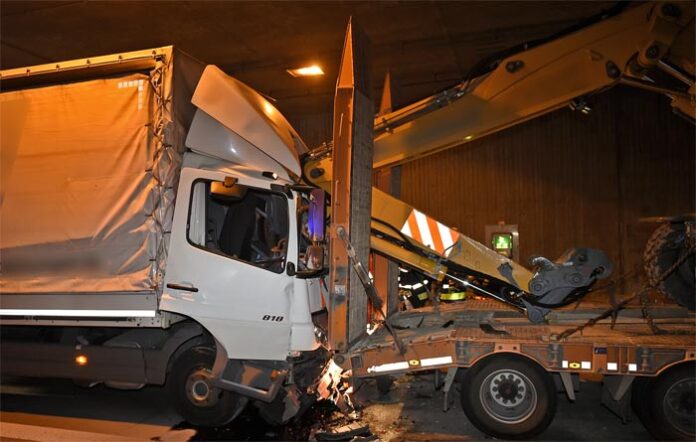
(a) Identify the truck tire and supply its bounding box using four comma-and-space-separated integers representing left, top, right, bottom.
644, 222, 695, 310
460, 355, 557, 439
632, 363, 695, 441
167, 346, 247, 427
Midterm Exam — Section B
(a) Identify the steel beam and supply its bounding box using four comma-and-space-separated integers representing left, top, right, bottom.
328, 18, 373, 351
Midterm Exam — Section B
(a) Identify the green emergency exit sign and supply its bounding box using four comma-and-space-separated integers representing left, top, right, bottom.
492, 233, 513, 254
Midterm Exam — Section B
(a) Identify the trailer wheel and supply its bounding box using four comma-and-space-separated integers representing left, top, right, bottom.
460, 355, 557, 439
167, 346, 247, 427
632, 363, 695, 440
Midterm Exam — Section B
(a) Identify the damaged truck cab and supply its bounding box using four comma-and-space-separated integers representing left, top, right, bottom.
0, 48, 328, 426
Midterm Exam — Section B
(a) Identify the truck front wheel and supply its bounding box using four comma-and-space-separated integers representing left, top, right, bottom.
460, 355, 557, 439
167, 346, 248, 427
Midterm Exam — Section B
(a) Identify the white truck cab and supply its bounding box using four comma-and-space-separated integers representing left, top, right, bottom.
162, 65, 324, 361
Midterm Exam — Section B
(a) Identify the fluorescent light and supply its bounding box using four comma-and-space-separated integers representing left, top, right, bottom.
287, 65, 324, 77
0, 309, 157, 317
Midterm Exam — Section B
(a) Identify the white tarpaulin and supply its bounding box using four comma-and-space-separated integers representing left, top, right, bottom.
0, 48, 201, 294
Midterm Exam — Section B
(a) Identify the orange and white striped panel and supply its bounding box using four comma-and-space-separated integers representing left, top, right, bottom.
400, 209, 460, 257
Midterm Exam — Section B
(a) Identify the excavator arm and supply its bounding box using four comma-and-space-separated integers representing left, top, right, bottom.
303, 2, 694, 322
372, 1, 694, 169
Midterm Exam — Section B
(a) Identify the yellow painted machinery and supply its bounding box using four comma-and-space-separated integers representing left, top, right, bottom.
304, 1, 695, 322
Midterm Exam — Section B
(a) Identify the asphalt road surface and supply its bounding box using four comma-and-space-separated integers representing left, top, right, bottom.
0, 373, 653, 441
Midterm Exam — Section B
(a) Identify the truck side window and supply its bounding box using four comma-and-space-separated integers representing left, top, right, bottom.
187, 179, 289, 273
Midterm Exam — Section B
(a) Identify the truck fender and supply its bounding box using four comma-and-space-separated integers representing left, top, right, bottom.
158, 322, 208, 384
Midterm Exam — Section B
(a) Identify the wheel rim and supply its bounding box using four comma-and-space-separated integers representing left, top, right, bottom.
663, 377, 695, 436
185, 367, 221, 408
479, 368, 538, 424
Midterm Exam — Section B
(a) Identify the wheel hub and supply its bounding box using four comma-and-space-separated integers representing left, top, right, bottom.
185, 367, 220, 408
480, 368, 538, 424
490, 372, 526, 407
192, 379, 210, 401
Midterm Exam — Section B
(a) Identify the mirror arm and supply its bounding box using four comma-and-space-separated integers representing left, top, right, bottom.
270, 183, 293, 198
295, 268, 327, 279
290, 184, 318, 192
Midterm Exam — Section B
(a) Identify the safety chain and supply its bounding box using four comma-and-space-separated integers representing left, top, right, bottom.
641, 230, 696, 335
551, 234, 695, 341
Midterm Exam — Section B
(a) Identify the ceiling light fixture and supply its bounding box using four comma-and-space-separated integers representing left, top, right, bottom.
286, 65, 324, 77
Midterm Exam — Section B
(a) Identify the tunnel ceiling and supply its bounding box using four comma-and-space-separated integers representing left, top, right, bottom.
2, 1, 615, 117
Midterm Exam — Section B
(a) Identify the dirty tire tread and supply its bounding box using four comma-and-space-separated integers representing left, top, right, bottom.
632, 363, 695, 441
167, 346, 247, 427
460, 355, 557, 440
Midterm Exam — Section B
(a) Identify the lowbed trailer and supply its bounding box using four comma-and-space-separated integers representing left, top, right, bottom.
348, 299, 696, 377
349, 300, 695, 380
341, 299, 695, 439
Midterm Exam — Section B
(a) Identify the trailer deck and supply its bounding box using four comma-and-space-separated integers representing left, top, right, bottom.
347, 298, 695, 378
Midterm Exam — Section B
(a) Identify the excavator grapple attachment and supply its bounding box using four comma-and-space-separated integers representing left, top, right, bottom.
523, 248, 613, 322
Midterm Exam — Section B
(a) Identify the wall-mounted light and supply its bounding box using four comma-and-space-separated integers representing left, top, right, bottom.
286, 65, 324, 77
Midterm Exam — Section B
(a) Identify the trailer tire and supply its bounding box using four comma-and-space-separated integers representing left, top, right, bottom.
167, 346, 247, 427
632, 363, 695, 440
460, 355, 557, 439
644, 222, 695, 311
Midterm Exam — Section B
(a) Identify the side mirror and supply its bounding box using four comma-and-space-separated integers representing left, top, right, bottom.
306, 245, 324, 270
308, 189, 326, 242
290, 246, 326, 279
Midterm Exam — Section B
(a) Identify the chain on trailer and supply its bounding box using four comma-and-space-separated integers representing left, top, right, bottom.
552, 230, 696, 341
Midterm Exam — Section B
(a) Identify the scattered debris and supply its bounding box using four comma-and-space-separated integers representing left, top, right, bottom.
315, 422, 372, 441
317, 359, 355, 413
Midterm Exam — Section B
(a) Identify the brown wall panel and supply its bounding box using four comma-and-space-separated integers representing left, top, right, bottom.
615, 90, 695, 292
288, 113, 333, 149
397, 86, 694, 295
291, 86, 694, 297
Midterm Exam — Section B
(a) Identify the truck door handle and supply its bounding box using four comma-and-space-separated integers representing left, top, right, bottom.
166, 283, 199, 293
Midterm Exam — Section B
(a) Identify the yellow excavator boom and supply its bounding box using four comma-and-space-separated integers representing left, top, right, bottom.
304, 2, 694, 316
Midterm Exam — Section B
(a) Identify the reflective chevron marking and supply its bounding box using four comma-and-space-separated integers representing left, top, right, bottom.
401, 209, 460, 257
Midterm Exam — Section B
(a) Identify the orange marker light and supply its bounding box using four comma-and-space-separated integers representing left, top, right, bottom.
75, 355, 88, 366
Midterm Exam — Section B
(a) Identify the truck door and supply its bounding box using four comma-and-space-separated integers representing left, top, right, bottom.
161, 167, 294, 360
